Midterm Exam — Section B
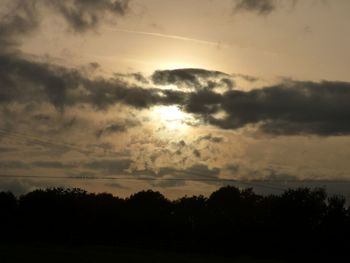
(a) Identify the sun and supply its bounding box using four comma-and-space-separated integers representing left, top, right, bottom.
152, 105, 194, 130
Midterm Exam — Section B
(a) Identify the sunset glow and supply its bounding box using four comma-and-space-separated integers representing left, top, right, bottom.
152, 105, 193, 131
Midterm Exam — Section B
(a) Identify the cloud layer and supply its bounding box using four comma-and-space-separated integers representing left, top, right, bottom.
1, 57, 350, 136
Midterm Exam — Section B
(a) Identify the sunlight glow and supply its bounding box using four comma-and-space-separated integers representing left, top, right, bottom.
152, 105, 194, 131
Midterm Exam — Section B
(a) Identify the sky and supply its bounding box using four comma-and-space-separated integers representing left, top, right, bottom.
1, 0, 350, 199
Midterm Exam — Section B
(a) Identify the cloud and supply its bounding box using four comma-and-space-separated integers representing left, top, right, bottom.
0, 54, 79, 111
1, 27, 350, 139
0, 1, 39, 50
0, 160, 30, 169
0, 0, 131, 94
0, 147, 17, 153
0, 0, 131, 102
96, 119, 140, 137
31, 161, 77, 169
184, 89, 222, 115
47, 0, 129, 32
2, 57, 350, 136
232, 0, 297, 15
0, 54, 182, 110
0, 0, 130, 42
220, 78, 235, 89
207, 80, 350, 136
225, 164, 240, 174
232, 73, 259, 82
152, 68, 230, 90
130, 73, 150, 84
178, 164, 221, 180
150, 164, 221, 188
196, 134, 224, 144
105, 182, 128, 189
144, 70, 350, 136
85, 159, 132, 175
263, 170, 299, 181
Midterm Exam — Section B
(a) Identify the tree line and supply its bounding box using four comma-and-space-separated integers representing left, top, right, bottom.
0, 186, 349, 259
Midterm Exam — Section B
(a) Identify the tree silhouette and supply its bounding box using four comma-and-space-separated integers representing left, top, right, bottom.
0, 186, 349, 259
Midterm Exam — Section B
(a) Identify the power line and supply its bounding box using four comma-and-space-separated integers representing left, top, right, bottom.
0, 128, 91, 154
2, 130, 349, 192
0, 129, 289, 191
2, 174, 349, 190
0, 174, 289, 191
0, 128, 125, 157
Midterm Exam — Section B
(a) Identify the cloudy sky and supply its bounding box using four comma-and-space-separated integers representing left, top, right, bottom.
1, 0, 350, 198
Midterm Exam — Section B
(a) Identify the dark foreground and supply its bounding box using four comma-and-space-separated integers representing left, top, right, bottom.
0, 244, 292, 263
1, 186, 349, 260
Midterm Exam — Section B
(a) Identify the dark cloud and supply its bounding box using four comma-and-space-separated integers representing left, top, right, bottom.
1, 47, 350, 137
131, 73, 149, 84
0, 0, 136, 117
4, 56, 350, 136
0, 54, 81, 111
220, 78, 235, 89
0, 54, 184, 110
183, 89, 222, 115
0, 0, 130, 43
96, 119, 140, 137
47, 0, 130, 32
0, 0, 131, 102
193, 149, 201, 158
196, 134, 224, 144
139, 71, 350, 136
3, 1, 346, 138
208, 81, 350, 135
232, 0, 297, 15
152, 68, 229, 90
85, 159, 132, 175
85, 79, 182, 109
97, 123, 127, 136
113, 72, 150, 84
233, 0, 275, 15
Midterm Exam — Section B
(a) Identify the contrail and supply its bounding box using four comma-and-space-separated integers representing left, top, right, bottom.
108, 28, 220, 47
